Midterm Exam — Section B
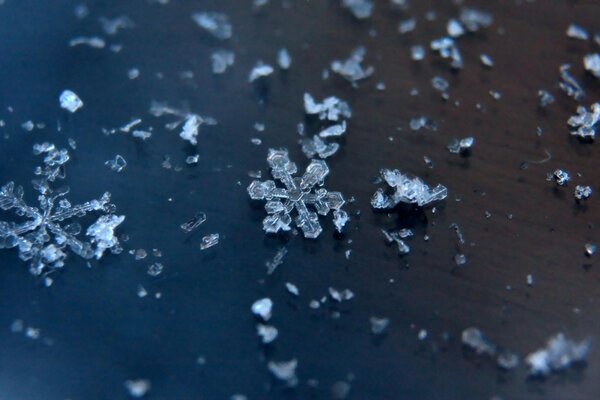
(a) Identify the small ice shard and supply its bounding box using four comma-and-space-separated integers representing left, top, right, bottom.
200, 233, 219, 250
447, 19, 464, 37
381, 230, 410, 255
137, 285, 148, 298
180, 212, 206, 233
318, 121, 347, 138
186, 155, 199, 165
454, 253, 467, 265
59, 90, 84, 113
575, 185, 592, 201
69, 36, 106, 48
21, 121, 35, 131
430, 37, 463, 69
398, 18, 416, 34
409, 116, 437, 131
211, 50, 235, 74
251, 298, 273, 321
267, 359, 298, 385
180, 115, 216, 145
371, 169, 448, 209
266, 247, 288, 274
328, 287, 354, 302
547, 169, 570, 186
431, 76, 449, 92
192, 12, 232, 40
304, 93, 352, 121
331, 46, 374, 84
459, 8, 493, 32
86, 215, 125, 259
525, 333, 590, 376
369, 316, 390, 335
301, 135, 340, 159
277, 48, 291, 70
256, 324, 278, 344
480, 54, 494, 68
566, 24, 589, 40
99, 16, 134, 35
248, 149, 346, 239
248, 61, 274, 82
341, 0, 373, 19
584, 53, 600, 78
462, 327, 496, 356
567, 103, 599, 141
447, 137, 474, 154
105, 155, 127, 172
285, 282, 299, 296
559, 64, 585, 101
332, 210, 349, 233
147, 262, 163, 276
411, 45, 425, 61
120, 118, 142, 133
538, 90, 555, 107
132, 130, 152, 140
124, 379, 151, 398
584, 243, 596, 257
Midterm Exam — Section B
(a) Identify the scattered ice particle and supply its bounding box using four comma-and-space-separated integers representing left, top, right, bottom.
192, 12, 232, 40
251, 298, 273, 321
566, 24, 589, 40
328, 287, 354, 302
584, 53, 600, 78
567, 103, 599, 140
497, 351, 520, 370
409, 116, 436, 131
318, 121, 347, 138
331, 381, 352, 399
267, 359, 298, 385
120, 118, 142, 133
447, 137, 474, 154
147, 262, 164, 277
253, 0, 269, 8
489, 90, 502, 100
257, 324, 278, 344
251, 138, 262, 145
333, 210, 349, 233
462, 327, 496, 356
454, 253, 467, 265
200, 233, 219, 250
186, 155, 200, 165
25, 326, 40, 340
559, 64, 585, 101
398, 18, 416, 34
277, 48, 292, 70
285, 282, 299, 296
69, 36, 106, 48
411, 45, 425, 61
248, 61, 274, 82
128, 68, 140, 79
10, 319, 24, 333
59, 90, 84, 113
538, 90, 555, 107
430, 37, 463, 69
418, 329, 428, 340
74, 4, 89, 19
124, 379, 151, 398
86, 215, 125, 259
254, 122, 265, 132
525, 333, 590, 376
375, 81, 386, 90
369, 316, 390, 335
526, 274, 534, 287
99, 16, 134, 35
371, 169, 447, 209
331, 46, 374, 84
105, 155, 127, 172
459, 8, 493, 32
480, 54, 494, 68
341, 0, 373, 19
180, 115, 216, 145
447, 19, 465, 37
547, 169, 570, 186
180, 212, 206, 233
309, 300, 320, 309
211, 50, 235, 74
137, 285, 148, 298
135, 249, 147, 260
304, 93, 352, 122
575, 185, 592, 201
266, 247, 288, 274
431, 76, 449, 92
21, 121, 35, 131
584, 243, 596, 257
300, 136, 339, 159
132, 130, 152, 140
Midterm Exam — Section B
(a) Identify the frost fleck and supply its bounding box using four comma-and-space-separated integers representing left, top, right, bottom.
547, 169, 570, 186
341, 0, 373, 19
59, 90, 84, 113
328, 287, 354, 302
248, 61, 274, 82
105, 155, 127, 172
251, 298, 273, 321
567, 103, 599, 141
575, 185, 592, 201
566, 24, 589, 40
180, 212, 206, 233
257, 324, 278, 344
277, 48, 292, 70
192, 12, 232, 40
124, 379, 151, 398
268, 359, 298, 385
331, 46, 374, 84
266, 247, 288, 274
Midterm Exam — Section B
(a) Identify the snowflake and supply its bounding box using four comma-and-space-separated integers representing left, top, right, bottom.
247, 149, 346, 239
0, 143, 124, 276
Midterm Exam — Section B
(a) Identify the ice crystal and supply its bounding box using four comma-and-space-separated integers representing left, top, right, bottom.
462, 327, 496, 356
559, 64, 585, 101
480, 54, 494, 68
525, 333, 590, 376
105, 155, 127, 172
59, 90, 83, 113
256, 324, 278, 344
547, 169, 570, 186
341, 0, 373, 19
99, 16, 134, 35
332, 209, 349, 233
584, 243, 596, 256
301, 135, 340, 159
248, 149, 346, 239
411, 45, 425, 61
277, 48, 292, 70
370, 316, 390, 335
304, 93, 352, 122
566, 24, 588, 40
285, 282, 299, 296
0, 144, 124, 276
248, 61, 274, 82
180, 212, 206, 233
584, 53, 600, 78
447, 137, 474, 154
149, 101, 217, 145
124, 379, 151, 398
398, 18, 416, 34
575, 185, 592, 201
371, 169, 447, 209
567, 103, 599, 140
331, 46, 374, 84
447, 19, 464, 37
200, 233, 219, 250
430, 37, 463, 69
211, 50, 235, 74
192, 12, 232, 40
381, 229, 410, 255
251, 298, 273, 321
268, 359, 298, 385
266, 246, 288, 274
328, 287, 354, 302
318, 121, 347, 138
459, 8, 493, 32
538, 90, 555, 107
69, 36, 106, 48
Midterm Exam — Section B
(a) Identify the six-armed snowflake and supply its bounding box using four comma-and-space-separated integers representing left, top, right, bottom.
248, 149, 347, 239
0, 143, 125, 276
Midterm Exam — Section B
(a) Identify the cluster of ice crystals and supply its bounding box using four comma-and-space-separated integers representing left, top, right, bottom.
69, 36, 106, 48
304, 93, 352, 122
59, 90, 84, 113
0, 144, 124, 276
191, 12, 232, 40
567, 103, 599, 140
411, 45, 425, 61
430, 37, 463, 69
370, 316, 390, 335
341, 0, 373, 19
583, 53, 600, 78
538, 89, 555, 108
575, 185, 592, 201
331, 46, 374, 84
559, 64, 585, 101
248, 61, 274, 82
302, 93, 351, 159
301, 135, 340, 159
447, 137, 474, 154
328, 287, 354, 302
525, 333, 590, 376
547, 169, 570, 186
149, 101, 217, 145
381, 229, 410, 255
211, 50, 235, 74
248, 149, 346, 238
371, 169, 448, 209
462, 327, 520, 369
251, 298, 273, 321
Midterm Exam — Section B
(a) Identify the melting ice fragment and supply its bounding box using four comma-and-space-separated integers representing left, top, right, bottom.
69, 36, 106, 48
430, 37, 463, 69
331, 46, 374, 84
180, 212, 206, 233
301, 135, 340, 159
86, 215, 125, 259
59, 90, 83, 113
192, 12, 232, 40
200, 233, 219, 250
525, 333, 590, 376
447, 137, 474, 154
538, 90, 555, 107
341, 0, 373, 19
248, 61, 274, 82
567, 102, 599, 141
251, 298, 273, 321
371, 169, 447, 209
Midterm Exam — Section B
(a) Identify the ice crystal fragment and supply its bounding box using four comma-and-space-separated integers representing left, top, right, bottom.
459, 8, 493, 32
248, 61, 274, 82
447, 19, 464, 37
331, 47, 374, 84
371, 169, 447, 209
332, 210, 349, 233
59, 90, 83, 113
266, 247, 288, 274
251, 298, 273, 321
181, 115, 212, 145
430, 37, 463, 69
431, 76, 449, 92
21, 121, 35, 131
301, 136, 340, 159
328, 287, 354, 302
462, 327, 496, 356
69, 36, 106, 48
120, 119, 142, 133
583, 53, 600, 78
105, 155, 127, 172
411, 45, 425, 61
132, 130, 152, 140
575, 185, 592, 201
566, 24, 588, 40
192, 12, 232, 40
409, 116, 436, 131
547, 169, 570, 186
454, 253, 467, 265
211, 50, 235, 74
268, 359, 298, 385
447, 137, 474, 154
584, 243, 596, 257
257, 324, 278, 344
285, 282, 299, 296
480, 54, 494, 68
341, 0, 373, 19
147, 262, 163, 276
318, 121, 347, 138
200, 233, 219, 250
525, 333, 590, 376
149, 101, 216, 145
180, 212, 206, 233
277, 48, 291, 70
497, 351, 520, 370
186, 155, 199, 165
304, 93, 352, 121
128, 68, 140, 79
559, 64, 585, 101
1, 144, 123, 276
398, 18, 416, 34
568, 103, 599, 140
248, 149, 346, 238
124, 379, 151, 398
99, 16, 134, 35
370, 316, 390, 335
538, 90, 555, 107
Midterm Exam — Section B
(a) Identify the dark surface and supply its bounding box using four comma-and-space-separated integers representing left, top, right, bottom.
1, 1, 600, 399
